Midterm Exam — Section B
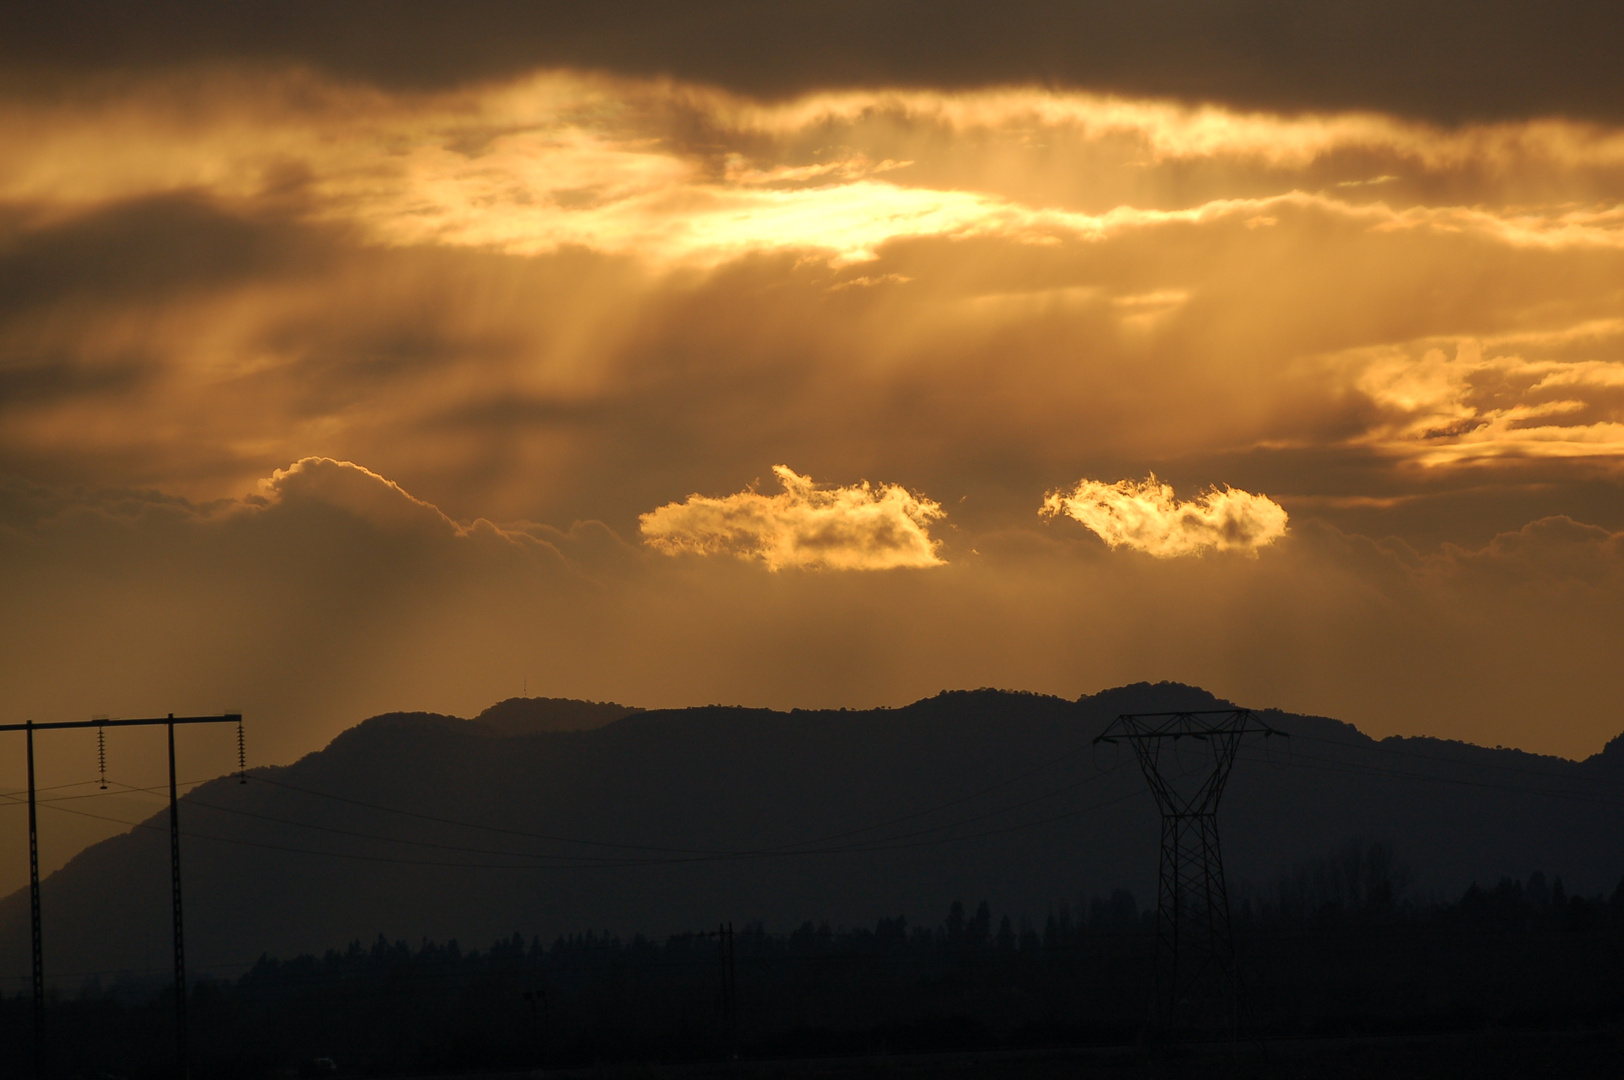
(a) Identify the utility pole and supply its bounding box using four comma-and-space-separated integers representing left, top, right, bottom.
1094, 709, 1284, 1039
167, 717, 188, 1080
3, 713, 243, 1078
26, 721, 43, 1079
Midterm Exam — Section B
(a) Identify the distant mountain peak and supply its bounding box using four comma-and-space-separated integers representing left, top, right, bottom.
473, 696, 642, 735
1584, 729, 1624, 772
1079, 680, 1234, 714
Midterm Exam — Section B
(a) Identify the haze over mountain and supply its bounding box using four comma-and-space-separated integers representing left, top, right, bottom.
4, 683, 1621, 989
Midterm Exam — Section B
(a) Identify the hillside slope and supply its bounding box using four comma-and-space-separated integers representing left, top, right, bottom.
3, 686, 1620, 983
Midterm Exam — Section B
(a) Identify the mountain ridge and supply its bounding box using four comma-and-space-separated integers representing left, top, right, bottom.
4, 682, 1621, 985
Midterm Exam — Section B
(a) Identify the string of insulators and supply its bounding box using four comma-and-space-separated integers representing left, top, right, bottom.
237, 718, 247, 784
97, 724, 107, 790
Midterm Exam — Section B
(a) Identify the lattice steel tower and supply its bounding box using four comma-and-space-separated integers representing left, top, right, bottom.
1094, 709, 1284, 1037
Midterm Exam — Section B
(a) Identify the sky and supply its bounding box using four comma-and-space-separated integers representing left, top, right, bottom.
2, 2, 1623, 887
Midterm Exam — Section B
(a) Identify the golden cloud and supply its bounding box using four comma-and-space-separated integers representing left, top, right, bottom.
718, 88, 1624, 172
1330, 329, 1624, 465
7, 72, 1624, 270
261, 457, 469, 536
639, 466, 945, 571
1041, 475, 1288, 557
4, 67, 1624, 526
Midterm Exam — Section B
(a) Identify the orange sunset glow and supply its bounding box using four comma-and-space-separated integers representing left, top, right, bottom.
2, 3, 1623, 901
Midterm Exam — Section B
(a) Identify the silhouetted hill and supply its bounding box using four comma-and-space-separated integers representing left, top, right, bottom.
473, 696, 641, 735
322, 698, 640, 752
3, 683, 1622, 985
1582, 730, 1624, 777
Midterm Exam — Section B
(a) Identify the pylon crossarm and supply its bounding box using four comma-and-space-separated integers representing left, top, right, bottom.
1096, 707, 1287, 745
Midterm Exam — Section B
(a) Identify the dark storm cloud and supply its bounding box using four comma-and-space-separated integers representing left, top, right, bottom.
0, 194, 329, 314
2, 1, 1620, 124
0, 354, 148, 407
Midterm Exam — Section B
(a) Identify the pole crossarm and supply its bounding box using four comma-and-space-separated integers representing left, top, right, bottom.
1094, 708, 1284, 1039
0, 713, 241, 732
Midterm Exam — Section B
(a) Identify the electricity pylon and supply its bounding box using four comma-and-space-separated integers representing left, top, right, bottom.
1094, 709, 1284, 1039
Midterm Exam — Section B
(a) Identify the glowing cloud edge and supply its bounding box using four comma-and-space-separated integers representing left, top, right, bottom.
1041, 474, 1288, 557
639, 465, 946, 571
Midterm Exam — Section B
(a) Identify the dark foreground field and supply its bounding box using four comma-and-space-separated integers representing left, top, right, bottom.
5, 857, 1623, 1079
418, 1029, 1624, 1080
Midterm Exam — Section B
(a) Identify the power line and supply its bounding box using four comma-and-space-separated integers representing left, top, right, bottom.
161, 763, 1121, 866
10, 771, 1144, 871
0, 779, 204, 807
1273, 746, 1624, 808
10, 725, 1618, 880
1284, 731, 1624, 790
240, 738, 1108, 858
14, 745, 1619, 880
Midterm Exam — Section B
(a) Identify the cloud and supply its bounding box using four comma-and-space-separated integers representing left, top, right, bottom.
639, 465, 945, 570
9, 72, 1624, 273
1041, 475, 1288, 556
1439, 515, 1624, 586
3, 2, 1622, 124
1338, 334, 1624, 465
0, 194, 326, 315
261, 456, 469, 537
253, 457, 638, 574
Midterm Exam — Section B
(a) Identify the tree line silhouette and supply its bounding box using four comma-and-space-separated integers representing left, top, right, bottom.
3, 839, 1623, 1077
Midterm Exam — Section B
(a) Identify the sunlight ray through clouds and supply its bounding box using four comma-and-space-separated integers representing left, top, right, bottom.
5, 72, 1624, 269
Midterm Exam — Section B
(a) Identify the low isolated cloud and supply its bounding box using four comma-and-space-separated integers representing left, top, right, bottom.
1041, 475, 1288, 556
639, 465, 945, 571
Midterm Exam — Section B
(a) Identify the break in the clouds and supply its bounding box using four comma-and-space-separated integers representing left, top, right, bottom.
1042, 476, 1288, 557
640, 466, 945, 571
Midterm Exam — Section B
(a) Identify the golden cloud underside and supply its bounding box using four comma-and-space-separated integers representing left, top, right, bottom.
639, 466, 944, 571
1042, 475, 1289, 557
